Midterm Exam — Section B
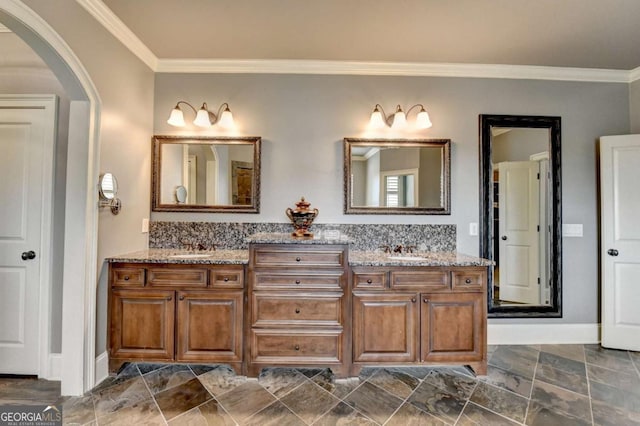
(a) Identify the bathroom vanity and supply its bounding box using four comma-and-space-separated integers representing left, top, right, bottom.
107, 234, 491, 376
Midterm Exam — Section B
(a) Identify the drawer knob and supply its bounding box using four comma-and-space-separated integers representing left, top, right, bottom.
423, 298, 429, 303
411, 298, 416, 303
294, 345, 300, 351
123, 276, 130, 281
295, 280, 301, 284
224, 277, 230, 282
295, 308, 301, 314
295, 257, 301, 262
465, 278, 472, 284
167, 296, 172, 301
366, 279, 372, 284
179, 295, 185, 301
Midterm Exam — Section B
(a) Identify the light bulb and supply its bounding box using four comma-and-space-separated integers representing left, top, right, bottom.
193, 105, 212, 127
167, 106, 185, 127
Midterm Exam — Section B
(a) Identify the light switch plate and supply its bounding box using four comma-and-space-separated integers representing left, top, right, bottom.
469, 223, 478, 236
562, 223, 583, 237
142, 218, 149, 233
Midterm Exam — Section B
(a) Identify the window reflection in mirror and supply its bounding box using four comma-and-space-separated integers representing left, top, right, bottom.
344, 138, 450, 215
479, 115, 562, 318
152, 136, 261, 213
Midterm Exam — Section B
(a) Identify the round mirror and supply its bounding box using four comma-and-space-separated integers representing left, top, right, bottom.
99, 173, 118, 200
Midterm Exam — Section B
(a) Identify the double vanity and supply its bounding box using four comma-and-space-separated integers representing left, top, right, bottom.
107, 232, 491, 378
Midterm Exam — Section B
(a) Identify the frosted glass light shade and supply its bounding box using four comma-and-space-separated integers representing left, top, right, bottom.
217, 107, 235, 128
416, 109, 432, 129
193, 107, 212, 127
369, 109, 386, 129
391, 110, 407, 129
167, 107, 185, 127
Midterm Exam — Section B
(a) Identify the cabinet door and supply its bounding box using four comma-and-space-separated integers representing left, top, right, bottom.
352, 292, 418, 362
421, 293, 484, 362
176, 290, 243, 362
110, 289, 175, 360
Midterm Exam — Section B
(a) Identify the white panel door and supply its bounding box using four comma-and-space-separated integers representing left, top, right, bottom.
498, 161, 540, 304
601, 135, 640, 351
0, 101, 53, 374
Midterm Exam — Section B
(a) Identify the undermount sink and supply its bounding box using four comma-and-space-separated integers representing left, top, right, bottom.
387, 255, 428, 261
169, 253, 214, 259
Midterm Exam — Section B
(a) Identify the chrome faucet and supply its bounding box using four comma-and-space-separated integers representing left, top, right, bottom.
379, 245, 392, 254
393, 245, 403, 253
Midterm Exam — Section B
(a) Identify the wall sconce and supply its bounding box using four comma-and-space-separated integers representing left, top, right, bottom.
167, 101, 235, 129
98, 172, 121, 215
369, 104, 432, 130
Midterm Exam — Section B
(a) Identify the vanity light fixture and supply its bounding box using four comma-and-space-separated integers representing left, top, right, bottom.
369, 104, 432, 130
167, 101, 235, 129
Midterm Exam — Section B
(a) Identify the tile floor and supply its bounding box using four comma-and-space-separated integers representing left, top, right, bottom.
1, 344, 639, 425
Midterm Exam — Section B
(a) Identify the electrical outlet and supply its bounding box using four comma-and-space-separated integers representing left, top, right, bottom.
141, 218, 149, 233
469, 222, 478, 236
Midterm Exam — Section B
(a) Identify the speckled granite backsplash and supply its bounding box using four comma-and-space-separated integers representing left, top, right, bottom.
149, 222, 456, 252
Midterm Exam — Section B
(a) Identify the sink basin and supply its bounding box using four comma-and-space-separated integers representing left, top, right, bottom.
387, 255, 427, 261
169, 253, 214, 259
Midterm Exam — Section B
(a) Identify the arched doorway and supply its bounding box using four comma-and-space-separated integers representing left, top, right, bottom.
0, 0, 100, 395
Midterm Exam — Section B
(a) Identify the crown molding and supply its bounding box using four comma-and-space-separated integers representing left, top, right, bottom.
156, 58, 631, 83
630, 66, 640, 83
0, 23, 11, 32
75, 0, 157, 70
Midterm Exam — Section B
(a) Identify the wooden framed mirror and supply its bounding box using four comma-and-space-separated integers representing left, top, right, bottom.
151, 135, 261, 213
479, 115, 562, 317
344, 138, 451, 215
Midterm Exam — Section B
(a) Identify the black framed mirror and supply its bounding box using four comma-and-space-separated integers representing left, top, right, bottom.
479, 115, 562, 317
344, 138, 451, 215
151, 135, 261, 213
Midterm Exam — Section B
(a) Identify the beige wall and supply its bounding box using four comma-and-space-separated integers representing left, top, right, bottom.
154, 73, 630, 326
631, 79, 640, 133
22, 0, 155, 354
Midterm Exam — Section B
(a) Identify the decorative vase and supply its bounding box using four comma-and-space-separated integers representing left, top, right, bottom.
285, 197, 319, 237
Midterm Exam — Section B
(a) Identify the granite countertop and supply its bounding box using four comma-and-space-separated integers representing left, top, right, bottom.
246, 232, 353, 245
106, 249, 249, 265
349, 250, 494, 267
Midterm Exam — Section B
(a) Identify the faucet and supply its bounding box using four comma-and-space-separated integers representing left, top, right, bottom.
182, 241, 193, 250
405, 245, 417, 254
197, 243, 216, 251
393, 245, 403, 253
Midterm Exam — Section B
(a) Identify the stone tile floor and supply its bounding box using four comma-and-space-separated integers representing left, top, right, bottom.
1, 344, 639, 425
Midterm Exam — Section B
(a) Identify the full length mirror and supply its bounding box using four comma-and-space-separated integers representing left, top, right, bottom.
480, 115, 562, 317
152, 135, 261, 213
344, 138, 450, 214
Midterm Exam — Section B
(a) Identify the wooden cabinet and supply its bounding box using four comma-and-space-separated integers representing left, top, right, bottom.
108, 263, 244, 373
247, 244, 349, 377
351, 266, 487, 375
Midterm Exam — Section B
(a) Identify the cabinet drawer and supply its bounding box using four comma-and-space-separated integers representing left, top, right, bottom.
352, 269, 387, 289
253, 272, 343, 290
250, 329, 342, 363
111, 267, 146, 287
390, 270, 450, 291
451, 270, 485, 291
210, 267, 244, 288
253, 248, 345, 268
147, 267, 208, 288
252, 292, 342, 326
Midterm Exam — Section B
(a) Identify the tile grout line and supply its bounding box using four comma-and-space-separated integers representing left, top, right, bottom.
522, 347, 540, 424
188, 365, 242, 426
137, 366, 169, 426
380, 370, 439, 426
254, 371, 313, 425
584, 346, 596, 426
452, 379, 478, 426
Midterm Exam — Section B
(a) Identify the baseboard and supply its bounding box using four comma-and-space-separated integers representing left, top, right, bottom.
95, 351, 109, 387
46, 353, 62, 380
488, 323, 600, 345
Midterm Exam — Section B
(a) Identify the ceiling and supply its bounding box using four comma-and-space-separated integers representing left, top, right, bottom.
99, 0, 640, 72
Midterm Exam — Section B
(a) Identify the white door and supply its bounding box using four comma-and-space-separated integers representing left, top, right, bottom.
0, 96, 56, 374
498, 161, 540, 304
601, 135, 640, 351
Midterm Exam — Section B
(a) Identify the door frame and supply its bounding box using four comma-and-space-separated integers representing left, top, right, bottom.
0, 95, 56, 377
1, 1, 102, 395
